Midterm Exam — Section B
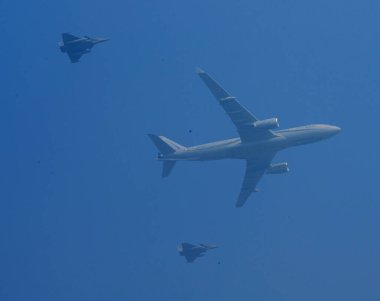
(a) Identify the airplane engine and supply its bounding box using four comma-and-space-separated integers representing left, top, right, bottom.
253, 118, 279, 129
266, 162, 289, 174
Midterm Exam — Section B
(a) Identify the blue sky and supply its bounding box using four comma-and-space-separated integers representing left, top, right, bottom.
1, 0, 380, 300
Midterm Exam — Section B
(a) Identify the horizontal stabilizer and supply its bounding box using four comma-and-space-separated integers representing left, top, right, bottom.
148, 134, 185, 154
162, 161, 176, 177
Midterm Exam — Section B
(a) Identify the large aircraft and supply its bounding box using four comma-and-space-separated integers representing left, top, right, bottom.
149, 69, 341, 208
177, 242, 218, 263
58, 33, 109, 63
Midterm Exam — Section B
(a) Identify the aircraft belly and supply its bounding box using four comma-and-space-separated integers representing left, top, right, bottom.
170, 136, 286, 161
194, 148, 232, 160
233, 137, 286, 159
66, 43, 91, 52
66, 45, 82, 52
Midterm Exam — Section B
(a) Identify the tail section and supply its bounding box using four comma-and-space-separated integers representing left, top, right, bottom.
148, 134, 186, 177
148, 134, 185, 154
162, 161, 176, 177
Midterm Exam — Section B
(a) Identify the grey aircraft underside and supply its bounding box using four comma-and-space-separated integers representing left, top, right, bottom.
149, 69, 341, 208
177, 242, 218, 263
58, 33, 109, 63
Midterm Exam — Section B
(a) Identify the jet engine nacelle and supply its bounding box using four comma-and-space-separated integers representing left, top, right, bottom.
266, 162, 289, 174
253, 118, 279, 130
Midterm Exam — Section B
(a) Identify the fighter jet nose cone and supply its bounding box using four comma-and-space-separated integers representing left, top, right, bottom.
94, 38, 109, 44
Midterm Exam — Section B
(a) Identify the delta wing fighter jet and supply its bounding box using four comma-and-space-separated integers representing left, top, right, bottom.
177, 242, 218, 263
149, 69, 341, 208
58, 33, 109, 63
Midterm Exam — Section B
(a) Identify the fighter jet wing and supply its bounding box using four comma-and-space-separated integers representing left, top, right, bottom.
180, 242, 195, 250
62, 33, 79, 43
67, 52, 82, 63
184, 254, 198, 263
197, 69, 276, 142
236, 153, 276, 208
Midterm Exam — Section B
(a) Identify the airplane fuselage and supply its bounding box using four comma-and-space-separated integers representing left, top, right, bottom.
161, 124, 340, 161
149, 69, 342, 207
59, 40, 95, 53
59, 38, 108, 53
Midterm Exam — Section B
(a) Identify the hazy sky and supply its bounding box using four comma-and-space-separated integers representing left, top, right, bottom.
1, 0, 380, 300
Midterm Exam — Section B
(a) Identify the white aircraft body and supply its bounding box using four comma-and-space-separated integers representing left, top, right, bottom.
149, 69, 341, 208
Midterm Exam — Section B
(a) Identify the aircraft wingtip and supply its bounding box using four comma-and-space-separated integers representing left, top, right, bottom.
147, 133, 158, 141
196, 67, 205, 75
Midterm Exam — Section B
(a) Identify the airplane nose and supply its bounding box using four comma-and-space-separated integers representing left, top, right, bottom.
330, 125, 341, 136
94, 38, 109, 44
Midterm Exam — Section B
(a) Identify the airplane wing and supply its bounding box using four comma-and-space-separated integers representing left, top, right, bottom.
67, 52, 82, 63
179, 242, 195, 251
236, 153, 276, 208
62, 33, 79, 43
197, 69, 276, 142
184, 254, 198, 263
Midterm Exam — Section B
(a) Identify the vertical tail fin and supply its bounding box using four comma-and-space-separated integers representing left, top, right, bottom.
148, 134, 186, 177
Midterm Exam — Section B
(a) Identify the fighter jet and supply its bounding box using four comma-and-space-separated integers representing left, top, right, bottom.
148, 69, 341, 208
58, 33, 109, 63
177, 242, 218, 263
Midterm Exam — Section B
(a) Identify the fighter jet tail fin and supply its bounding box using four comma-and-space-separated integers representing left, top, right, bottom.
148, 134, 185, 154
